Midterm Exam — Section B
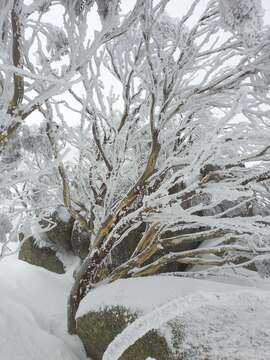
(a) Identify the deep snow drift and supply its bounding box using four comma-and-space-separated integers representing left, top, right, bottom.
0, 255, 87, 360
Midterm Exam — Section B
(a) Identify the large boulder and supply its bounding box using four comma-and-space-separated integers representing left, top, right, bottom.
19, 237, 65, 274
37, 206, 92, 259
75, 277, 187, 359
76, 305, 173, 360
75, 276, 270, 360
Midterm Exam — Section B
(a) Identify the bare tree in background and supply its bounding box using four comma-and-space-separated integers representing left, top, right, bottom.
0, 0, 270, 334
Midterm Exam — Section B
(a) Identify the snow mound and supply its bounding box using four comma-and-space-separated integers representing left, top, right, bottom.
0, 255, 86, 360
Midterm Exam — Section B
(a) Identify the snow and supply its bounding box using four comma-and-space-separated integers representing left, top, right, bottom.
0, 255, 87, 360
57, 206, 71, 223
77, 274, 269, 317
77, 275, 270, 360
1, 254, 270, 360
103, 290, 270, 360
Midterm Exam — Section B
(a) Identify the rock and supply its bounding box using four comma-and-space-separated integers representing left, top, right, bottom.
71, 221, 91, 259
19, 237, 65, 274
110, 221, 210, 273
110, 223, 146, 269
75, 277, 270, 360
76, 305, 174, 360
40, 207, 74, 252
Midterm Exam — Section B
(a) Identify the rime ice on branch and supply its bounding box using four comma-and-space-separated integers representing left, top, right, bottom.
0, 0, 270, 334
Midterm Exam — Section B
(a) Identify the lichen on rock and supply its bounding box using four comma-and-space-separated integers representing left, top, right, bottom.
18, 237, 65, 274
76, 305, 174, 360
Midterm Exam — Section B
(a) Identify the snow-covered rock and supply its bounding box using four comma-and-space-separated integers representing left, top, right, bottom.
77, 275, 270, 360
40, 206, 74, 252
19, 237, 66, 274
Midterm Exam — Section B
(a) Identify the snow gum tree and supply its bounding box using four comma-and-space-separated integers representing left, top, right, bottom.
0, 0, 270, 334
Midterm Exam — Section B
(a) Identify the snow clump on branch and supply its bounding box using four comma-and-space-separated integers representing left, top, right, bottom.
219, 0, 264, 46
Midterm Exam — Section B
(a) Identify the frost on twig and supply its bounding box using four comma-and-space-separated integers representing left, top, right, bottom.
0, 0, 269, 334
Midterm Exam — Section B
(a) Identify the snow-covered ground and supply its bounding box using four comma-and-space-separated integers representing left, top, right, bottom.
0, 255, 87, 360
1, 254, 270, 360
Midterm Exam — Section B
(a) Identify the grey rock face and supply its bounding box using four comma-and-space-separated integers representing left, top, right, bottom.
40, 207, 74, 252
71, 220, 91, 259
76, 305, 174, 360
18, 237, 65, 274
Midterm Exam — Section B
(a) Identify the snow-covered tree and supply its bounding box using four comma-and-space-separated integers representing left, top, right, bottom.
0, 0, 270, 334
